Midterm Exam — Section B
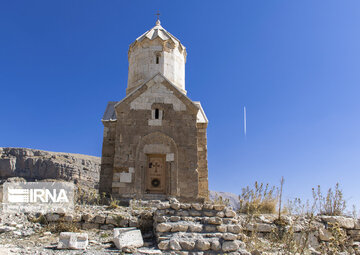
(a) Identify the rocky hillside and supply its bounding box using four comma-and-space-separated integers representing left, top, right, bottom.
0, 147, 100, 188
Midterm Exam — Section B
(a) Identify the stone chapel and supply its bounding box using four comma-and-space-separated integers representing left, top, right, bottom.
99, 19, 209, 202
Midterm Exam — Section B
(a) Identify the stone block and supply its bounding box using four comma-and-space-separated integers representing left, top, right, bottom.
225, 209, 236, 218
81, 223, 99, 230
156, 223, 172, 232
228, 224, 242, 234
348, 230, 360, 241
189, 210, 201, 217
94, 215, 106, 224
82, 214, 94, 222
46, 213, 60, 222
188, 224, 203, 232
158, 240, 169, 250
170, 216, 181, 222
179, 240, 195, 250
213, 205, 225, 211
222, 241, 239, 252
154, 215, 167, 223
207, 217, 222, 225
211, 239, 221, 251
321, 216, 355, 229
216, 211, 225, 218
120, 172, 132, 183
204, 225, 217, 232
319, 228, 332, 241
113, 228, 144, 250
192, 203, 203, 210
169, 239, 181, 250
203, 203, 213, 210
171, 223, 188, 232
180, 203, 191, 209
203, 211, 216, 217
57, 232, 88, 250
170, 203, 180, 210
223, 233, 237, 240
196, 240, 211, 251
157, 203, 170, 210
166, 153, 174, 162
244, 223, 275, 233
217, 225, 227, 233
177, 210, 189, 217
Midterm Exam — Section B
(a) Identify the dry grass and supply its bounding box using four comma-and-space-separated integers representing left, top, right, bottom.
238, 182, 278, 215
312, 183, 346, 216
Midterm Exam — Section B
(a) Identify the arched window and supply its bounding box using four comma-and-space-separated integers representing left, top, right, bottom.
156, 55, 160, 64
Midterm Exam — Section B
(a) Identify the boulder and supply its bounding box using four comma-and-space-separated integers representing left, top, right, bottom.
113, 227, 144, 250
320, 216, 355, 229
57, 232, 88, 250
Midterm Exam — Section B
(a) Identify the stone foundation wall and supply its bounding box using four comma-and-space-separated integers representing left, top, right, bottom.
197, 123, 209, 201
153, 200, 247, 253
30, 200, 360, 254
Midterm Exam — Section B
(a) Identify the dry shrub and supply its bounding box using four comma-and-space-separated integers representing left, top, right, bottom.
45, 221, 79, 233
312, 183, 346, 216
319, 222, 350, 254
75, 185, 108, 205
238, 182, 277, 214
213, 194, 230, 207
108, 197, 120, 209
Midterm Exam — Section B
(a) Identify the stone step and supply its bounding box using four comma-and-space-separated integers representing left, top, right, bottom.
154, 207, 237, 219
154, 215, 238, 225
155, 222, 242, 235
156, 234, 246, 253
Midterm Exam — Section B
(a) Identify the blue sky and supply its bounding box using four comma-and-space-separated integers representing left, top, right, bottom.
1, 1, 360, 209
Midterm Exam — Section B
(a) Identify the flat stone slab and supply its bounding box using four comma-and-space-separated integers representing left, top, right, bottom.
113, 227, 144, 250
57, 232, 88, 250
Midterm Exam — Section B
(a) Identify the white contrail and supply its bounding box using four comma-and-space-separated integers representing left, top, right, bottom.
244, 106, 247, 137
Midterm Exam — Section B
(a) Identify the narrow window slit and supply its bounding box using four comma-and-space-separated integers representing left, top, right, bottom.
155, 109, 160, 119
156, 56, 159, 64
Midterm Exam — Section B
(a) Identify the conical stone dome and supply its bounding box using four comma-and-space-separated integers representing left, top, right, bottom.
126, 20, 187, 95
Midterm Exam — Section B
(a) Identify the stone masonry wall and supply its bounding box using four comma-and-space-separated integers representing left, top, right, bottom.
99, 122, 116, 194
153, 200, 247, 254
112, 77, 200, 201
27, 199, 360, 254
197, 122, 209, 200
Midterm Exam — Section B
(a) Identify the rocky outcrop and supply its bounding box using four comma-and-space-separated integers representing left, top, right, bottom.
0, 148, 100, 188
